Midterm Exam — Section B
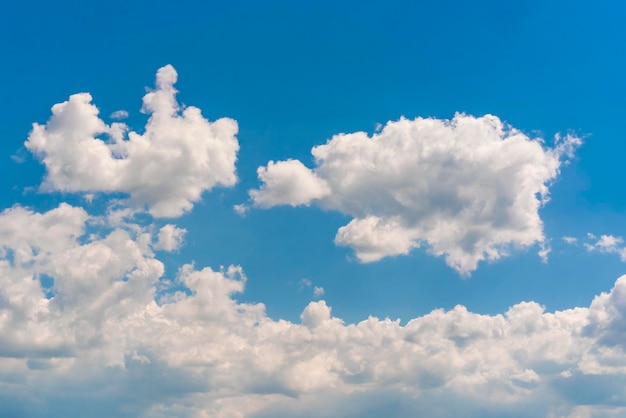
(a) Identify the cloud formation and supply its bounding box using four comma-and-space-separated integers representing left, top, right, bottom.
25, 65, 240, 217
110, 110, 129, 120
154, 224, 187, 252
247, 114, 581, 274
4, 64, 612, 418
1, 204, 626, 417
584, 233, 626, 261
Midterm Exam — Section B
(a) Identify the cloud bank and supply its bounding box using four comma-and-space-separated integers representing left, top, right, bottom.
247, 115, 581, 274
1, 203, 626, 417
26, 65, 240, 217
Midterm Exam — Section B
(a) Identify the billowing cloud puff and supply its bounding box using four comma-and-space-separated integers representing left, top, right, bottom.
247, 114, 581, 274
0, 203, 88, 266
25, 65, 239, 217
2, 205, 626, 417
250, 159, 331, 207
154, 224, 187, 252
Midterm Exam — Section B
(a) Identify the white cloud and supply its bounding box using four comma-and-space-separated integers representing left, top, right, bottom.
300, 278, 325, 298
584, 234, 626, 261
538, 242, 551, 263
110, 109, 129, 120
153, 224, 187, 252
247, 114, 581, 274
563, 236, 578, 245
313, 286, 325, 297
249, 159, 330, 208
2, 204, 626, 417
25, 65, 240, 217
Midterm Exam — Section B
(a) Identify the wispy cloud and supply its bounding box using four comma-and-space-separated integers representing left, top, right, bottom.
109, 109, 129, 120
562, 236, 578, 245
585, 233, 626, 261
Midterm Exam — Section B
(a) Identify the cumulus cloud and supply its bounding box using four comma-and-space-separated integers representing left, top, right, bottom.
2, 203, 626, 417
250, 159, 330, 208
0, 203, 89, 265
153, 224, 187, 252
0, 204, 163, 363
246, 114, 581, 274
25, 65, 240, 217
313, 286, 325, 297
585, 234, 626, 261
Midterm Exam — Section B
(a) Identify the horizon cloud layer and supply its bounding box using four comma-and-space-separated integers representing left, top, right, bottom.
1, 202, 626, 417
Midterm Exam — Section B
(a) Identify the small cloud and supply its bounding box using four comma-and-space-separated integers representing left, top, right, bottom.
26, 65, 240, 218
11, 147, 28, 163
562, 236, 578, 245
110, 109, 129, 120
22, 186, 36, 195
538, 244, 551, 263
585, 233, 626, 261
300, 278, 324, 298
233, 204, 249, 216
84, 193, 95, 204
313, 286, 324, 297
595, 235, 623, 251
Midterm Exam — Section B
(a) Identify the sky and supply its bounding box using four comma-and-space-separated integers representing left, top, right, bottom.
1, 0, 626, 416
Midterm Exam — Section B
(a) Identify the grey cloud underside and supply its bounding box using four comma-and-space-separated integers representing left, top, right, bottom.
248, 115, 581, 274
1, 203, 626, 418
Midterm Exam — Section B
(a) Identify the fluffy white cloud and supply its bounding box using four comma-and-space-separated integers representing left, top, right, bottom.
585, 234, 626, 261
0, 203, 89, 265
299, 277, 325, 298
25, 65, 240, 217
246, 114, 581, 274
154, 224, 187, 252
0, 205, 164, 362
250, 159, 330, 208
2, 204, 626, 417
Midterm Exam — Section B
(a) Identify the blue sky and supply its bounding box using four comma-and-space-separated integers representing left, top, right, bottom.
2, 1, 626, 417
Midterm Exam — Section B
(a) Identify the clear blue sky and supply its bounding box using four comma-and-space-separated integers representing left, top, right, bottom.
2, 1, 626, 417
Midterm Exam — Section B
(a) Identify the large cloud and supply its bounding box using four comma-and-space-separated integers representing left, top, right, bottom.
246, 114, 581, 274
25, 65, 239, 217
1, 205, 626, 417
